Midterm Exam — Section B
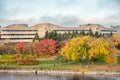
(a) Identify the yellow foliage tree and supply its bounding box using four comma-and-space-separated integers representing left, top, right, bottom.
60, 36, 110, 64
60, 36, 90, 62
113, 34, 120, 47
88, 38, 109, 61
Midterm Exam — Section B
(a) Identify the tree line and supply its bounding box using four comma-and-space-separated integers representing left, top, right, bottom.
43, 29, 113, 41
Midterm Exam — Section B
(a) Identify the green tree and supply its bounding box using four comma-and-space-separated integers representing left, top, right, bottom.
45, 31, 49, 38
89, 29, 94, 36
80, 30, 85, 36
33, 33, 40, 42
94, 31, 99, 38
110, 32, 113, 37
71, 30, 76, 38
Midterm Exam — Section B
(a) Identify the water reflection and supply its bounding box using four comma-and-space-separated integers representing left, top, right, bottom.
67, 75, 97, 80
67, 75, 117, 80
0, 73, 119, 80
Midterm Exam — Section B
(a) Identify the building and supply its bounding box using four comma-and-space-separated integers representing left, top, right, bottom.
0, 23, 59, 43
0, 23, 120, 43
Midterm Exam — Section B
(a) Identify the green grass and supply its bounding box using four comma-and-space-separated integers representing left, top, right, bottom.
38, 60, 58, 64
118, 56, 120, 64
0, 60, 60, 69
0, 59, 120, 71
0, 60, 79, 70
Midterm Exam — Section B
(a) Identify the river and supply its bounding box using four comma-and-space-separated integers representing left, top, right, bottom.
0, 73, 120, 80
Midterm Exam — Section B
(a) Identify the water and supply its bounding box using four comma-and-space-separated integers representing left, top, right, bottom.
0, 73, 120, 80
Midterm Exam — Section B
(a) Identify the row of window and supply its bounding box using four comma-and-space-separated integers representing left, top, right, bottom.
2, 38, 33, 40
2, 30, 38, 32
2, 34, 36, 36
54, 30, 90, 31
53, 30, 90, 33
101, 30, 117, 32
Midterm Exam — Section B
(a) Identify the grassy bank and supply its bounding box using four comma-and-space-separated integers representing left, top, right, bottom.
0, 59, 120, 71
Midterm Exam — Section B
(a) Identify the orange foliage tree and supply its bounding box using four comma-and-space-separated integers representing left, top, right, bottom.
105, 54, 117, 66
36, 39, 57, 56
15, 42, 25, 54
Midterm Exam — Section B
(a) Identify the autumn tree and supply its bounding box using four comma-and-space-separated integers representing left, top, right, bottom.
60, 36, 110, 64
113, 34, 120, 49
0, 44, 16, 55
15, 42, 25, 54
88, 38, 110, 62
105, 54, 117, 66
25, 42, 37, 54
60, 36, 90, 62
36, 39, 57, 56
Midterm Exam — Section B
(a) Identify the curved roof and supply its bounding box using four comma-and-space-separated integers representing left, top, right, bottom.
30, 23, 60, 29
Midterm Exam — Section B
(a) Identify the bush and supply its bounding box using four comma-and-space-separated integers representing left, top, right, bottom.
16, 59, 38, 65
16, 54, 38, 65
0, 54, 38, 65
0, 45, 16, 55
105, 54, 118, 65
0, 54, 16, 65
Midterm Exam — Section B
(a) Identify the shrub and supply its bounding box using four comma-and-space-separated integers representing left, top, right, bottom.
105, 54, 118, 65
0, 54, 16, 65
16, 54, 38, 65
17, 59, 38, 65
0, 45, 16, 55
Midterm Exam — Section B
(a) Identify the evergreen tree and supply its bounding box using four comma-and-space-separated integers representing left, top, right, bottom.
68, 31, 71, 39
45, 31, 52, 39
54, 30, 58, 40
71, 30, 75, 38
95, 31, 99, 38
75, 30, 78, 35
80, 30, 85, 36
110, 32, 113, 37
98, 33, 102, 37
89, 29, 94, 36
33, 33, 40, 42
45, 31, 49, 38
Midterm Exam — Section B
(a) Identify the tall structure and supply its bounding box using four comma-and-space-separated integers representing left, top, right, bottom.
0, 23, 120, 43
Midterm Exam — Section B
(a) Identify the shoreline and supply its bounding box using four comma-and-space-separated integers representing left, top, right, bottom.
0, 69, 120, 75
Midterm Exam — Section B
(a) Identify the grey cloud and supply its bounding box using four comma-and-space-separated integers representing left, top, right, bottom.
87, 15, 120, 26
0, 18, 39, 27
39, 15, 84, 27
0, 15, 83, 27
0, 14, 120, 27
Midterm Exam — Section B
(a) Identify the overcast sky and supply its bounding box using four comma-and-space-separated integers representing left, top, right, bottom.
0, 0, 120, 27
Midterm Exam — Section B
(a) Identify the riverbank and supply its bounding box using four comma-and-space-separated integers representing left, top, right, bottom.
0, 69, 120, 75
